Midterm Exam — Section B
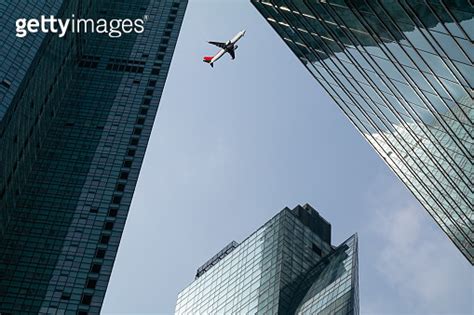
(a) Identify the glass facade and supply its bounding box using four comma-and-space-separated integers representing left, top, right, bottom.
0, 0, 65, 120
0, 0, 187, 313
176, 204, 359, 315
251, 0, 473, 264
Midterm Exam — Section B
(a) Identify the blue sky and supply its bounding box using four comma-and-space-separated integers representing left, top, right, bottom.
102, 1, 473, 313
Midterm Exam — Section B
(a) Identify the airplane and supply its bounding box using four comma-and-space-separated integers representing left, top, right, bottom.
203, 30, 246, 67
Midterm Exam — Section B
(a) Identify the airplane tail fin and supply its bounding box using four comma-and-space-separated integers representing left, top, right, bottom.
203, 56, 213, 67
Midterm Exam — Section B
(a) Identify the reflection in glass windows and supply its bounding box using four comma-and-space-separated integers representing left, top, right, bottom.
0, 0, 188, 313
175, 204, 359, 315
252, 0, 473, 264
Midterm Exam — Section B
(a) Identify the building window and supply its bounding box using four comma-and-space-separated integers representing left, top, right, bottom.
123, 160, 132, 168
1, 79, 11, 88
145, 89, 154, 96
148, 80, 157, 87
116, 183, 125, 192
108, 208, 118, 217
100, 235, 110, 244
104, 222, 114, 231
96, 249, 106, 259
91, 264, 101, 273
312, 243, 322, 256
60, 292, 71, 300
112, 195, 122, 204
130, 138, 139, 146
127, 149, 136, 157
81, 294, 92, 305
86, 279, 97, 289
120, 172, 129, 180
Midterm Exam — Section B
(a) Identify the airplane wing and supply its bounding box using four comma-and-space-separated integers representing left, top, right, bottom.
208, 41, 226, 49
227, 48, 235, 60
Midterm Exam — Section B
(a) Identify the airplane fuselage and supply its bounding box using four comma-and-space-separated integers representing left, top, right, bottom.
230, 30, 245, 45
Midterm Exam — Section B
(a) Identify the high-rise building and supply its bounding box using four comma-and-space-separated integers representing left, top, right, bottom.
251, 0, 473, 264
0, 1, 187, 313
176, 204, 359, 315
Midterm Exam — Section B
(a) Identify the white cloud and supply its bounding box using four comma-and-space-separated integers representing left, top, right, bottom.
367, 191, 473, 314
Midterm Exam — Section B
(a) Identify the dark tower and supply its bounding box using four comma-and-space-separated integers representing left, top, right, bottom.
0, 1, 188, 313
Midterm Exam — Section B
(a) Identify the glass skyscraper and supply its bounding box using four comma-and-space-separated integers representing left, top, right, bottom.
176, 204, 359, 315
0, 1, 187, 313
251, 0, 473, 264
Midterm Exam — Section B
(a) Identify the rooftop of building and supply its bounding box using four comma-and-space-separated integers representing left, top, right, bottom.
194, 203, 332, 279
